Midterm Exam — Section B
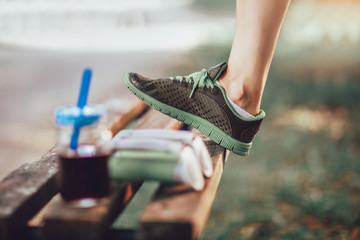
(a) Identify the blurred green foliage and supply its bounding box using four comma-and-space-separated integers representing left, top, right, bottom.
167, 2, 360, 239
191, 0, 234, 14
171, 11, 360, 240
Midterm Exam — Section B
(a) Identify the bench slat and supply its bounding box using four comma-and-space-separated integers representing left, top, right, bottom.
139, 146, 227, 240
0, 94, 227, 240
0, 151, 58, 240
0, 99, 145, 240
42, 182, 142, 240
42, 108, 182, 240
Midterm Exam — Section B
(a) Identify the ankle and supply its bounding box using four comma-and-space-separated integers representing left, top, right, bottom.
218, 76, 262, 116
232, 90, 261, 116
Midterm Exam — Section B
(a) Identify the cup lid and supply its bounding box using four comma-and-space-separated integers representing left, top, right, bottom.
55, 104, 104, 127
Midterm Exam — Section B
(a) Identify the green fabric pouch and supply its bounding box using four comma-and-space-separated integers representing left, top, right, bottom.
108, 138, 205, 191
112, 129, 213, 177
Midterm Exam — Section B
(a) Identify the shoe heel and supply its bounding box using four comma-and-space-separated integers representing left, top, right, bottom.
232, 144, 251, 156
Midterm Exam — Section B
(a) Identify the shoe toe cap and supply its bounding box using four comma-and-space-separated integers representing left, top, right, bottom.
129, 73, 157, 94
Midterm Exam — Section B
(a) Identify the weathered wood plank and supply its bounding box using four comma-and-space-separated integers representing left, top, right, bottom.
42, 182, 142, 240
0, 98, 145, 240
0, 92, 226, 240
139, 146, 226, 240
21, 226, 138, 240
112, 181, 161, 230
109, 101, 147, 134
42, 108, 182, 240
0, 150, 58, 240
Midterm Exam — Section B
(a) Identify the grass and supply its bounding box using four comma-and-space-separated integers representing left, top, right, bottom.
163, 2, 360, 238
168, 38, 360, 239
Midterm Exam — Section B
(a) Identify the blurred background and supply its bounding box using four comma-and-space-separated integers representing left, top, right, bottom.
1, 0, 360, 238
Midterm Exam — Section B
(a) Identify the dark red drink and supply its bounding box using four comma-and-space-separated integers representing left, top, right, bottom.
58, 154, 110, 202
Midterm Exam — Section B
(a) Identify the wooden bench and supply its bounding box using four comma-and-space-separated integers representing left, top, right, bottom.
0, 96, 227, 240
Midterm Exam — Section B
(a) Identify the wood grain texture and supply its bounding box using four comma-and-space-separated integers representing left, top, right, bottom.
0, 98, 146, 240
139, 149, 226, 240
0, 94, 226, 240
109, 101, 147, 134
42, 182, 142, 240
0, 150, 58, 240
42, 108, 181, 240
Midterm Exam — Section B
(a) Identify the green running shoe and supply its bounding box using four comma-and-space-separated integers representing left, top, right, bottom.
123, 62, 265, 156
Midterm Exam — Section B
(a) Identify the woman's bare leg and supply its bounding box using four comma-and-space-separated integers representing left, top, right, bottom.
219, 0, 291, 115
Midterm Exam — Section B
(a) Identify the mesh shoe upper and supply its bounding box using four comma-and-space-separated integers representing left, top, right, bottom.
127, 62, 264, 144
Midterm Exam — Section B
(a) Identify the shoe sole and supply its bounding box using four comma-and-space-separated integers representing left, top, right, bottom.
123, 73, 252, 156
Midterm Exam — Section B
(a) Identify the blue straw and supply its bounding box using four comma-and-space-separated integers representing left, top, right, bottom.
70, 68, 92, 150
77, 69, 92, 109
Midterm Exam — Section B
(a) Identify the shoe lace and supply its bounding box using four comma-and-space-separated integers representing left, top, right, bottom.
169, 69, 214, 98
